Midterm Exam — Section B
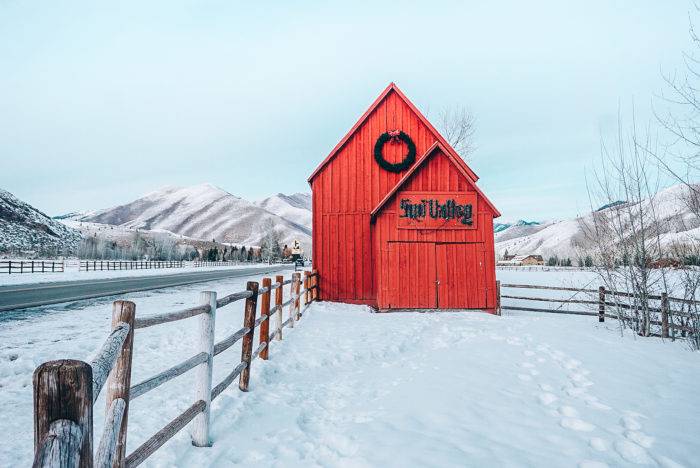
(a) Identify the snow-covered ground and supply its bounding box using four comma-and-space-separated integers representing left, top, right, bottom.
1, 270, 698, 467
0, 263, 279, 286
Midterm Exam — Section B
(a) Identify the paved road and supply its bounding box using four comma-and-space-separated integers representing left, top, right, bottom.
0, 266, 290, 312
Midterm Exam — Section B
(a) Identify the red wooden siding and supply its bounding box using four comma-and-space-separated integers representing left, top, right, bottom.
379, 242, 437, 309
373, 148, 498, 310
312, 88, 450, 304
436, 243, 486, 309
310, 84, 499, 310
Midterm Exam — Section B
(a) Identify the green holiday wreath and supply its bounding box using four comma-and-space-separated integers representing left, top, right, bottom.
374, 130, 416, 173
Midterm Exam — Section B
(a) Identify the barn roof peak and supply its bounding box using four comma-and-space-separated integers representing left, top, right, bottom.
307, 82, 479, 183
370, 141, 501, 220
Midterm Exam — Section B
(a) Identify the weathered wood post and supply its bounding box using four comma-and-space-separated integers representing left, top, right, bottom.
312, 269, 318, 301
192, 291, 216, 447
239, 282, 259, 392
293, 272, 302, 320
661, 292, 669, 338
259, 278, 271, 360
496, 280, 502, 316
598, 286, 606, 323
288, 275, 297, 329
106, 301, 135, 468
34, 359, 93, 468
304, 271, 311, 306
275, 275, 284, 341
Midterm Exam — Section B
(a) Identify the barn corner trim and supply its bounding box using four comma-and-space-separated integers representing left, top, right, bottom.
307, 82, 479, 184
370, 141, 502, 223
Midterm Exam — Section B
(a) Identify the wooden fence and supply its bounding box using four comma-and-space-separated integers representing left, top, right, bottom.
0, 260, 64, 274
191, 261, 240, 268
496, 265, 593, 272
32, 269, 319, 468
497, 281, 698, 338
79, 261, 184, 272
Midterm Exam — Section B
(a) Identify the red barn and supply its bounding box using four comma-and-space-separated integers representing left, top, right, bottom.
308, 83, 500, 311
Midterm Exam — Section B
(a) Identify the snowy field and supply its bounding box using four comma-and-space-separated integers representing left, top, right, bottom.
0, 269, 698, 467
0, 262, 279, 286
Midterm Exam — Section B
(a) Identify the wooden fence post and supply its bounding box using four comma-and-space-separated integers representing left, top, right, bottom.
34, 359, 93, 468
293, 272, 301, 320
496, 280, 502, 316
288, 276, 296, 329
304, 271, 310, 306
192, 291, 216, 447
598, 286, 605, 323
260, 278, 271, 360
312, 269, 318, 301
106, 301, 135, 468
239, 282, 259, 392
661, 292, 669, 338
275, 275, 284, 341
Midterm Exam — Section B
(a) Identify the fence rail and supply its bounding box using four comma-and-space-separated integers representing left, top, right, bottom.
32, 269, 319, 468
191, 261, 241, 267
498, 282, 699, 338
0, 260, 64, 274
79, 260, 184, 272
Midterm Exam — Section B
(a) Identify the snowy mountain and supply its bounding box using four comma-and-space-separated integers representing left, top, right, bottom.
495, 183, 700, 260
73, 184, 312, 250
255, 193, 312, 228
0, 189, 82, 255
494, 220, 545, 242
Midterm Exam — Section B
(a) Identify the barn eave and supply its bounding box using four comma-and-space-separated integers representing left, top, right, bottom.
307, 82, 480, 184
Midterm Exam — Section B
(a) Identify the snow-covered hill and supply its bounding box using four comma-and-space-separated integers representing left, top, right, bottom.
73, 184, 312, 250
496, 183, 700, 260
255, 193, 312, 228
0, 189, 82, 255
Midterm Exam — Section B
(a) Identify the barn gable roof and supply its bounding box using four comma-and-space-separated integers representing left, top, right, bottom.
370, 141, 501, 220
307, 82, 479, 184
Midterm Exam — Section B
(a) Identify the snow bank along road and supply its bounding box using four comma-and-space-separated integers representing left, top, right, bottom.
0, 265, 287, 313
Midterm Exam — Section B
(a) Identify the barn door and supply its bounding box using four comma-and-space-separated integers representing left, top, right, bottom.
436, 243, 487, 309
380, 242, 437, 309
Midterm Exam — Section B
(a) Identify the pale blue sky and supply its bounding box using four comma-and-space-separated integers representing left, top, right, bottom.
0, 1, 692, 220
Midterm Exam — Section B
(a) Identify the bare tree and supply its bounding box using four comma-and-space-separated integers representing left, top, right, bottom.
649, 6, 700, 349
438, 105, 477, 159
580, 110, 669, 337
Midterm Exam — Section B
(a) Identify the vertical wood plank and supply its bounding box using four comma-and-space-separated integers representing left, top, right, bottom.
106, 300, 135, 468
259, 278, 271, 360
293, 272, 302, 320
275, 275, 284, 341
191, 291, 216, 447
661, 292, 669, 338
239, 282, 259, 392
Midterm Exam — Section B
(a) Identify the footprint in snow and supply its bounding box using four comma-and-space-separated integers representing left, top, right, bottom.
589, 437, 608, 452
582, 395, 611, 411
614, 440, 654, 465
538, 393, 558, 406
558, 406, 595, 431
625, 430, 654, 448
578, 461, 610, 468
560, 417, 596, 432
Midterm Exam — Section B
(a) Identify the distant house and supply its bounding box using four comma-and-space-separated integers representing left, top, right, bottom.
519, 255, 544, 266
497, 254, 544, 266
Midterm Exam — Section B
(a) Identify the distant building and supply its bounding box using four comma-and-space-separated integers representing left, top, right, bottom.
519, 255, 544, 266
497, 254, 544, 266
